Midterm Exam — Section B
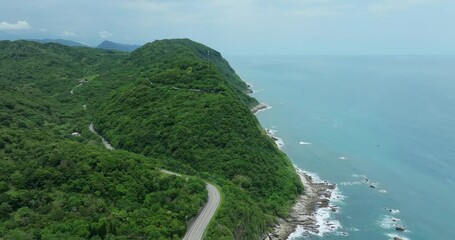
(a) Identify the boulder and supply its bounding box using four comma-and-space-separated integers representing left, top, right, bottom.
395, 226, 405, 232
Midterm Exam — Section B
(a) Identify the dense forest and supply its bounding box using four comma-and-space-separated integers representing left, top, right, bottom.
0, 39, 303, 239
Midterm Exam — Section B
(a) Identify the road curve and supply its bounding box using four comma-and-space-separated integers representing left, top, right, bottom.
161, 169, 221, 240
183, 183, 220, 240
89, 123, 221, 240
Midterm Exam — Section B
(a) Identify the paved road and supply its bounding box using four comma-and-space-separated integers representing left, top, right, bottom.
88, 123, 115, 150
161, 169, 221, 240
183, 183, 220, 240
90, 123, 221, 240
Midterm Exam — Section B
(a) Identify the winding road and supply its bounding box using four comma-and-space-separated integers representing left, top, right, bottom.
89, 122, 220, 240
183, 183, 220, 240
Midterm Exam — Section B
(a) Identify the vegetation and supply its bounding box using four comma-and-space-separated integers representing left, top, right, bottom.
0, 41, 206, 239
0, 39, 303, 239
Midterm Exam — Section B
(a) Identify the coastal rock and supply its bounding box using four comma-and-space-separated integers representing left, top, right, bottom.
395, 226, 406, 232
394, 237, 403, 240
263, 169, 339, 239
251, 103, 270, 114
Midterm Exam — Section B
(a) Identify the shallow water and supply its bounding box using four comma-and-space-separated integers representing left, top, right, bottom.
229, 55, 455, 240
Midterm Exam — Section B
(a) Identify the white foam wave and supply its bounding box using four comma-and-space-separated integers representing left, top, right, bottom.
385, 208, 400, 214
378, 215, 397, 229
310, 208, 342, 236
338, 156, 347, 160
378, 215, 406, 231
346, 227, 360, 232
291, 168, 345, 238
265, 128, 284, 149
287, 225, 306, 240
379, 189, 387, 193
331, 186, 346, 202
299, 141, 312, 145
254, 104, 272, 114
275, 137, 284, 149
297, 168, 323, 183
340, 181, 363, 186
352, 174, 367, 178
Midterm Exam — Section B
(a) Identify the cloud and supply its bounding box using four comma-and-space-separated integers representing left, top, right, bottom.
62, 30, 76, 36
0, 20, 31, 30
368, 0, 440, 12
99, 30, 113, 39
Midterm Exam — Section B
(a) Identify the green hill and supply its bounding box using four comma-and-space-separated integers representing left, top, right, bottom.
97, 40, 141, 52
0, 39, 302, 239
0, 40, 206, 240
29, 39, 89, 47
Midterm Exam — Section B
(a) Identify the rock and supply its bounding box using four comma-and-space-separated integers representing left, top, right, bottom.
319, 191, 331, 198
395, 226, 406, 232
394, 237, 403, 240
369, 184, 376, 188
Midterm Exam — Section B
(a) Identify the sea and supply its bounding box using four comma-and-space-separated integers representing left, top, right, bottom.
229, 55, 455, 240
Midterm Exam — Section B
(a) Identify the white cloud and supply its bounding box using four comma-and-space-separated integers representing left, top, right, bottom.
62, 30, 76, 36
99, 30, 113, 39
0, 20, 31, 30
368, 0, 440, 12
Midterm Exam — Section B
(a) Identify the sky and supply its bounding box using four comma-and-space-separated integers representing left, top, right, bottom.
0, 0, 454, 55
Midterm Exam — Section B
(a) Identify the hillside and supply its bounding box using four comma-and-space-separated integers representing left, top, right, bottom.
29, 39, 88, 47
0, 39, 303, 239
97, 40, 141, 52
0, 40, 206, 239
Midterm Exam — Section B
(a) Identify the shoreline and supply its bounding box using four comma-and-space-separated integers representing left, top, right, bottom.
263, 167, 343, 239
251, 103, 271, 114
253, 102, 343, 239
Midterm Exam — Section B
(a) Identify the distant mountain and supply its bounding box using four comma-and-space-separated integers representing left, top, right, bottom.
96, 40, 141, 52
29, 39, 88, 47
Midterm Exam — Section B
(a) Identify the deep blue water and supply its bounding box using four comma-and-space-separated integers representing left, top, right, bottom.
229, 55, 455, 240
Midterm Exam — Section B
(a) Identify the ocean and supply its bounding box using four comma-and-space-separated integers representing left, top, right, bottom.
229, 55, 455, 240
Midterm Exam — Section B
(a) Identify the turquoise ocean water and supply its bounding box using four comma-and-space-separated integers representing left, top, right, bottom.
229, 55, 455, 240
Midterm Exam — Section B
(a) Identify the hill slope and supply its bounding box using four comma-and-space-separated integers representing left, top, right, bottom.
29, 39, 88, 47
0, 40, 206, 239
0, 39, 303, 239
89, 39, 302, 239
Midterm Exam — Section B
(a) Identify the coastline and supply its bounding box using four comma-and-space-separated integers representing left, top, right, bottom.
263, 167, 343, 240
253, 102, 343, 239
251, 103, 271, 114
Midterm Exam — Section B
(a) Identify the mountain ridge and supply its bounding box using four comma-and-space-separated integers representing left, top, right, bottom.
97, 40, 141, 52
28, 38, 88, 47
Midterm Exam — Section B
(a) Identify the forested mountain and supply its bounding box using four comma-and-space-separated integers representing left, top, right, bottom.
0, 39, 302, 239
29, 39, 88, 47
96, 40, 141, 52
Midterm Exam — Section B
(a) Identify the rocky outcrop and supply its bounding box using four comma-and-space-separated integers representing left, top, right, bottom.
263, 170, 338, 240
